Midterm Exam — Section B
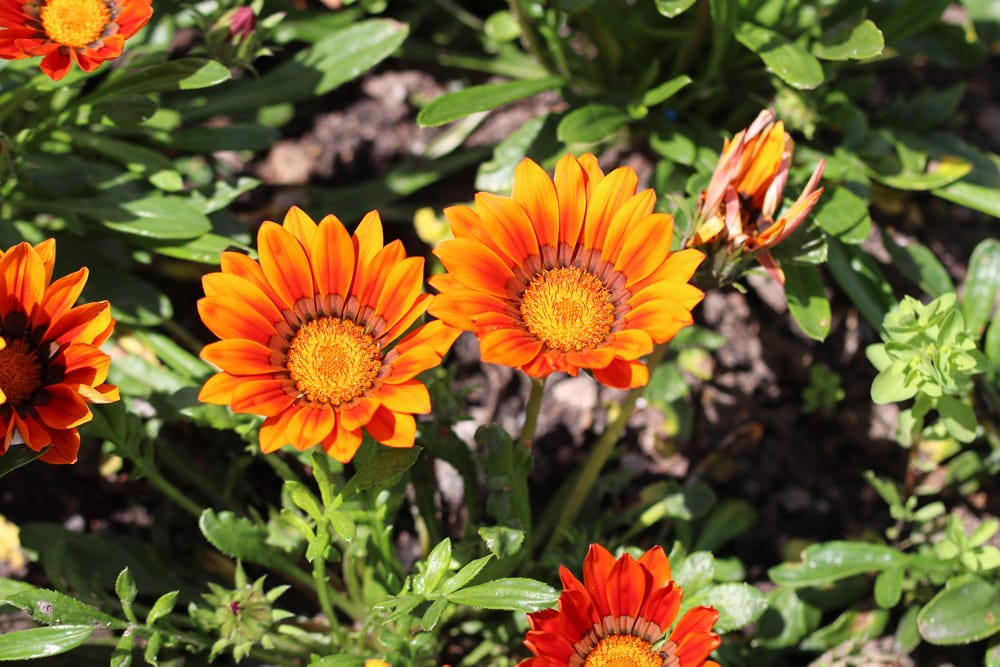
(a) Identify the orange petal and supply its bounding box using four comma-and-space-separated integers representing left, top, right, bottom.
257, 221, 314, 309
554, 153, 586, 247
582, 166, 638, 251
592, 358, 649, 389
281, 206, 318, 247
605, 329, 653, 361
231, 378, 296, 416
339, 396, 379, 431
512, 157, 560, 248
220, 251, 284, 307
433, 238, 514, 298
366, 406, 416, 448
47, 302, 114, 346
479, 328, 544, 369
374, 256, 424, 331
40, 267, 88, 324
321, 417, 363, 463
37, 428, 80, 465
475, 192, 540, 265
198, 371, 243, 405
36, 384, 92, 429
638, 545, 671, 586
371, 380, 430, 414
600, 189, 656, 263
582, 544, 617, 617
202, 272, 283, 325
606, 554, 645, 619
0, 242, 45, 315
614, 214, 673, 283
197, 295, 276, 344
201, 339, 277, 375
310, 213, 355, 297
564, 346, 616, 370
352, 210, 384, 269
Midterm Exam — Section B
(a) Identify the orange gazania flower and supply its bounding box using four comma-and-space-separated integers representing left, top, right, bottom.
687, 109, 825, 285
521, 544, 721, 667
428, 154, 704, 390
197, 207, 460, 464
0, 239, 119, 464
0, 0, 153, 80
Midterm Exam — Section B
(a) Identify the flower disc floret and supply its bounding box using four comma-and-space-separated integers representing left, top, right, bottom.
40, 0, 110, 47
520, 267, 615, 353
286, 317, 382, 406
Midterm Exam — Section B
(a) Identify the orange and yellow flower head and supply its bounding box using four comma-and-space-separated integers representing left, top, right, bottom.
429, 154, 704, 390
197, 207, 460, 464
0, 239, 119, 464
687, 109, 825, 285
520, 544, 721, 667
0, 0, 152, 80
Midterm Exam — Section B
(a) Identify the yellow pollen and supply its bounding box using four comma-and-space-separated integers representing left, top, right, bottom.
584, 634, 664, 667
285, 317, 382, 406
0, 338, 42, 406
40, 0, 111, 48
519, 266, 614, 352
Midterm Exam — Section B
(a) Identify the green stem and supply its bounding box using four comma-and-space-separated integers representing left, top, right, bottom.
129, 456, 204, 519
542, 344, 670, 551
508, 0, 558, 76
519, 376, 546, 447
312, 551, 338, 638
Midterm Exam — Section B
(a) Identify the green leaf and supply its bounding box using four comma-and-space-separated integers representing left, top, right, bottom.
143, 632, 163, 666
784, 264, 832, 341
187, 20, 409, 121
674, 552, 716, 593
199, 509, 288, 568
92, 58, 231, 100
895, 604, 922, 654
756, 586, 821, 649
871, 154, 972, 190
56, 194, 211, 240
735, 24, 824, 90
985, 314, 1000, 370
874, 566, 903, 608
802, 608, 890, 651
827, 238, 895, 331
0, 625, 95, 660
85, 271, 173, 327
286, 481, 323, 523
418, 76, 563, 127
870, 363, 918, 404
938, 395, 978, 443
814, 186, 871, 244
0, 584, 122, 629
341, 440, 422, 497
694, 499, 758, 552
814, 19, 884, 60
881, 232, 955, 298
556, 104, 631, 144
420, 596, 448, 631
441, 556, 493, 594
655, 0, 697, 17
931, 141, 1000, 218
0, 446, 46, 478
641, 75, 692, 107
685, 583, 768, 633
66, 131, 183, 192
146, 591, 179, 626
165, 125, 280, 153
115, 567, 137, 609
918, 577, 1000, 644
478, 526, 526, 559
964, 238, 1000, 338
446, 578, 558, 612
770, 541, 909, 586
418, 538, 452, 595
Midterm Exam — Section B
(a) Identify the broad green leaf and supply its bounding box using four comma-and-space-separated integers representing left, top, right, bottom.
784, 264, 831, 341
756, 586, 821, 648
60, 195, 211, 240
418, 538, 452, 595
447, 578, 558, 612
66, 131, 182, 192
918, 577, 1000, 644
882, 83, 966, 132
694, 499, 758, 553
985, 314, 1000, 369
827, 238, 895, 331
938, 395, 978, 443
0, 446, 46, 478
814, 186, 871, 244
556, 104, 631, 144
144, 233, 245, 265
418, 76, 563, 127
674, 552, 716, 593
655, 0, 697, 17
0, 584, 122, 628
441, 556, 493, 594
187, 20, 409, 120
199, 509, 288, 568
881, 232, 955, 298
0, 625, 95, 660
802, 608, 889, 651
684, 583, 768, 633
642, 75, 692, 107
895, 604, 922, 654
770, 541, 908, 586
871, 154, 971, 191
341, 440, 422, 497
478, 526, 525, 559
814, 19, 884, 60
146, 591, 179, 626
735, 24, 824, 90
964, 238, 1000, 338
85, 271, 173, 327
870, 363, 918, 404
91, 58, 231, 101
874, 566, 904, 608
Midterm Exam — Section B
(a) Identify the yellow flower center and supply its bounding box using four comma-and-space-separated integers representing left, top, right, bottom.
40, 0, 111, 48
584, 634, 665, 667
285, 317, 382, 406
0, 338, 42, 406
519, 266, 614, 352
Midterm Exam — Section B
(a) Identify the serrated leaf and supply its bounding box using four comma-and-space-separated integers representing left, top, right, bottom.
735, 23, 824, 90
784, 264, 832, 341
420, 596, 448, 631
441, 556, 493, 594
814, 19, 884, 60
341, 441, 422, 497
0, 625, 95, 660
418, 76, 563, 127
419, 538, 452, 595
918, 577, 1000, 644
146, 591, 179, 626
770, 541, 909, 586
478, 526, 525, 559
446, 578, 558, 612
199, 509, 287, 568
556, 104, 631, 144
0, 584, 122, 629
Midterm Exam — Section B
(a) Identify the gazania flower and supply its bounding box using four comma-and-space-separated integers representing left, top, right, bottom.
197, 207, 459, 464
428, 154, 704, 390
0, 239, 119, 464
0, 0, 153, 80
686, 109, 825, 285
521, 544, 721, 667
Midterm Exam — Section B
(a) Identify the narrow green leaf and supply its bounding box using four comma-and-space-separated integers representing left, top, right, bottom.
655, 0, 697, 18
92, 58, 231, 100
420, 538, 452, 594
0, 584, 122, 629
418, 76, 563, 127
694, 499, 758, 552
420, 596, 448, 631
802, 608, 889, 651
143, 632, 163, 666
441, 556, 493, 594
0, 625, 94, 660
814, 19, 884, 60
827, 238, 895, 331
146, 591, 179, 626
784, 264, 832, 341
641, 75, 692, 107
874, 566, 903, 608
963, 238, 1000, 338
918, 577, 1000, 644
556, 104, 631, 144
735, 24, 824, 90
66, 131, 182, 192
770, 541, 909, 586
447, 578, 558, 612
881, 232, 955, 297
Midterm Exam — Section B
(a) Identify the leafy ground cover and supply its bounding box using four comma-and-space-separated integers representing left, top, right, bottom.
1, 1, 999, 665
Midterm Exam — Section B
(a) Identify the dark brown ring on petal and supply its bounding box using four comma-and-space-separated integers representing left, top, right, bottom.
566, 614, 677, 667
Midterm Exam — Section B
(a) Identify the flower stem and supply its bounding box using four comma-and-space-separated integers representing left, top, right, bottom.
312, 551, 338, 638
542, 344, 669, 551
130, 457, 204, 519
519, 376, 546, 447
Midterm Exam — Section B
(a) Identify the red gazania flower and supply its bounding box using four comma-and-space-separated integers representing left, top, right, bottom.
687, 109, 825, 285
0, 0, 153, 80
428, 154, 704, 390
0, 239, 119, 464
521, 544, 721, 667
197, 207, 460, 464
